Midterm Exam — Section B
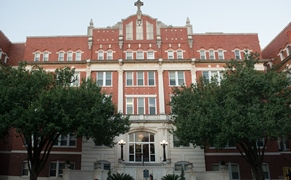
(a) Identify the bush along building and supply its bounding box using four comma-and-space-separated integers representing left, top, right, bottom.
1, 1, 291, 180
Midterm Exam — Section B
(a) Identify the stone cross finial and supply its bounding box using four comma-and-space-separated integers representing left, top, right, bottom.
134, 0, 144, 14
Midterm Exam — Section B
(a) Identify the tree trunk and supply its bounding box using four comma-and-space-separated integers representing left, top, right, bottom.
29, 170, 39, 180
251, 164, 265, 180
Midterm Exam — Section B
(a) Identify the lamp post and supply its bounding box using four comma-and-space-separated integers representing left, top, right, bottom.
118, 139, 126, 161
160, 140, 168, 162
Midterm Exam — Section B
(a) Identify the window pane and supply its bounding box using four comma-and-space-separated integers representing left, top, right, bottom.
148, 71, 155, 85
127, 72, 133, 86
169, 72, 176, 85
136, 51, 143, 59
105, 72, 112, 86
137, 72, 144, 85
137, 98, 144, 114
149, 98, 156, 115
178, 72, 184, 85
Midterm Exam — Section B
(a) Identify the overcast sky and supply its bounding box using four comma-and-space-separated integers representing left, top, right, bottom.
1, 0, 290, 49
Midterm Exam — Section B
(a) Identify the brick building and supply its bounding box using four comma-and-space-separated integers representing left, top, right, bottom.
0, 1, 289, 180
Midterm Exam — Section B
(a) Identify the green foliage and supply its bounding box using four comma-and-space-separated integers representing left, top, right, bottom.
180, 168, 185, 180
107, 173, 134, 180
161, 174, 180, 180
171, 53, 291, 180
0, 63, 130, 180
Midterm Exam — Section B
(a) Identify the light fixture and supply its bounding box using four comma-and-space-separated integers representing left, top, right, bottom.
118, 139, 126, 161
160, 140, 168, 161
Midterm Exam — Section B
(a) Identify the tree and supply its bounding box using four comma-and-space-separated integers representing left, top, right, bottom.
0, 63, 130, 180
171, 53, 291, 180
161, 174, 180, 180
107, 172, 134, 180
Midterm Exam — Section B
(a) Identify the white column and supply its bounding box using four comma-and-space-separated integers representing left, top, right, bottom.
118, 69, 124, 113
86, 59, 91, 79
158, 69, 165, 114
191, 67, 197, 84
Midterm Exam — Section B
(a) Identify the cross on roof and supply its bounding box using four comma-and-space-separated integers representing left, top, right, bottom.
134, 0, 144, 14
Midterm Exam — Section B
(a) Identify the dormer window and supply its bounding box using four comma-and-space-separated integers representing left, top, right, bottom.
168, 50, 174, 59
58, 51, 65, 61
177, 50, 183, 59
43, 52, 49, 61
34, 52, 40, 62
218, 50, 224, 60
67, 51, 73, 61
234, 49, 241, 59
200, 50, 206, 60
98, 51, 104, 60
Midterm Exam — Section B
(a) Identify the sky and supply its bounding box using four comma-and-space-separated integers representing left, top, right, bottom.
1, 0, 290, 49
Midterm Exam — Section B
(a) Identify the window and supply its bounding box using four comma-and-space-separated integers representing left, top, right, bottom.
98, 51, 104, 60
177, 50, 183, 59
49, 161, 75, 177
202, 71, 222, 83
126, 72, 133, 86
168, 50, 174, 59
126, 98, 134, 114
262, 164, 270, 180
70, 72, 80, 87
126, 22, 133, 40
136, 51, 144, 60
278, 137, 289, 151
209, 50, 215, 60
200, 50, 206, 59
148, 71, 155, 86
173, 134, 189, 147
58, 51, 64, 61
22, 161, 29, 176
126, 51, 133, 60
129, 132, 155, 162
4, 55, 8, 63
94, 160, 110, 170
212, 163, 240, 180
43, 52, 49, 61
0, 49, 2, 59
97, 72, 112, 86
234, 50, 241, 59
279, 50, 285, 61
54, 134, 76, 147
169, 71, 184, 86
136, 21, 143, 40
175, 161, 193, 171
148, 97, 156, 115
67, 51, 73, 61
146, 21, 154, 40
218, 50, 224, 59
76, 51, 82, 61
147, 51, 154, 59
34, 52, 40, 62
137, 72, 144, 85
107, 51, 113, 60
137, 98, 145, 114
286, 45, 291, 56
256, 138, 265, 148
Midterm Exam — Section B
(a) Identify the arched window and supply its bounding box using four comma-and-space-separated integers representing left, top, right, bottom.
128, 132, 155, 162
34, 51, 41, 62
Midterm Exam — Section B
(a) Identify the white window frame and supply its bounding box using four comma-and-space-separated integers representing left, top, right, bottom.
146, 21, 154, 40
148, 97, 156, 115
168, 50, 174, 59
49, 161, 75, 177
177, 50, 183, 59
98, 50, 104, 60
234, 49, 241, 60
97, 72, 112, 86
58, 51, 65, 61
126, 72, 133, 86
43, 51, 49, 61
147, 71, 155, 86
76, 51, 82, 61
137, 98, 145, 114
107, 50, 113, 60
126, 51, 133, 60
136, 20, 143, 40
34, 52, 40, 62
147, 51, 154, 59
218, 49, 224, 60
136, 51, 144, 60
209, 49, 215, 60
262, 163, 270, 180
279, 50, 285, 61
169, 71, 184, 86
212, 163, 240, 180
54, 134, 76, 147
174, 161, 193, 172
200, 50, 206, 60
202, 71, 222, 83
22, 161, 29, 176
137, 71, 144, 86
278, 137, 289, 151
67, 51, 73, 61
4, 55, 8, 63
126, 98, 134, 114
286, 44, 291, 56
126, 22, 133, 40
